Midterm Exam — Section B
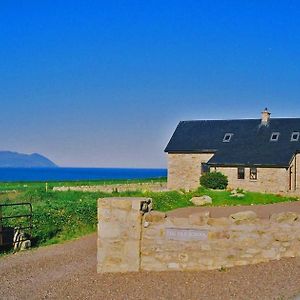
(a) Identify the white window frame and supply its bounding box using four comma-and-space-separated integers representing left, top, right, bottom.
250, 167, 258, 180
223, 133, 233, 143
291, 132, 300, 142
270, 132, 280, 142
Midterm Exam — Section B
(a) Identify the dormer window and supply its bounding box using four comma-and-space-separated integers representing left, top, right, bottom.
223, 133, 233, 142
291, 132, 300, 142
270, 132, 280, 142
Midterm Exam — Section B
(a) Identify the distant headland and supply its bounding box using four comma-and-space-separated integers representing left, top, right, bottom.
0, 151, 58, 168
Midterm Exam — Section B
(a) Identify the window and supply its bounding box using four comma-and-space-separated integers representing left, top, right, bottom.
223, 133, 233, 142
201, 163, 210, 174
237, 167, 245, 179
291, 132, 300, 142
250, 168, 257, 180
270, 132, 280, 142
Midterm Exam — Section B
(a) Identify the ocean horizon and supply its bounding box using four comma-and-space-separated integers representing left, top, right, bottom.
0, 167, 167, 182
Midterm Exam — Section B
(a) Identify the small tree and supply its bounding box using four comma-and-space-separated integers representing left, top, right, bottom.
200, 172, 228, 190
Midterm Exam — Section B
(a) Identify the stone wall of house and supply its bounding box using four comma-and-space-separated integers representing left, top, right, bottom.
167, 153, 291, 193
97, 197, 300, 273
215, 166, 289, 193
167, 153, 214, 191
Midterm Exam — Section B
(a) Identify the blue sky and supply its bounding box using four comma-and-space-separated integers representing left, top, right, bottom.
0, 1, 300, 167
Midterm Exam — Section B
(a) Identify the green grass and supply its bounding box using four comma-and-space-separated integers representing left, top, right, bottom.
147, 187, 299, 211
0, 178, 298, 251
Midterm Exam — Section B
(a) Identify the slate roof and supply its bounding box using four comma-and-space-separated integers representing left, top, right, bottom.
164, 118, 300, 167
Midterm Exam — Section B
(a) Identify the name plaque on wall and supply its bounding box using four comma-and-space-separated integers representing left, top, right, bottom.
165, 228, 208, 241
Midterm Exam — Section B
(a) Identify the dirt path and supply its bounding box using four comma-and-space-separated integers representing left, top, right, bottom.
1, 233, 300, 300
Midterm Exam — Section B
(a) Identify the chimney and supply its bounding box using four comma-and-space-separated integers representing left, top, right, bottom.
261, 108, 271, 125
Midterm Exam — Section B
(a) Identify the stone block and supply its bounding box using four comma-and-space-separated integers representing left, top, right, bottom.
111, 208, 128, 223
208, 231, 230, 240
128, 225, 142, 240
270, 212, 299, 223
168, 216, 190, 226
141, 257, 165, 271
207, 217, 232, 226
282, 250, 296, 258
230, 211, 257, 222
178, 253, 189, 262
111, 199, 132, 210
98, 198, 111, 209
246, 248, 261, 255
261, 248, 280, 260
144, 211, 166, 223
235, 260, 249, 266
124, 240, 140, 261
99, 222, 122, 239
167, 262, 180, 270
189, 212, 210, 225
98, 208, 111, 221
128, 211, 142, 224
273, 231, 291, 242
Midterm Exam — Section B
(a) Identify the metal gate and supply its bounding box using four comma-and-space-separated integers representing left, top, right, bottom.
0, 202, 32, 249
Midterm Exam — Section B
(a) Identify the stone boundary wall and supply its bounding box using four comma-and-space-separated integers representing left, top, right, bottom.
54, 182, 167, 193
97, 197, 300, 273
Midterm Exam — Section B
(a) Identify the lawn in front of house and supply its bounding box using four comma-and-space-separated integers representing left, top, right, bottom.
149, 187, 299, 211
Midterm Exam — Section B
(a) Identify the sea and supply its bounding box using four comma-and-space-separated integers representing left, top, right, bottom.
0, 168, 167, 182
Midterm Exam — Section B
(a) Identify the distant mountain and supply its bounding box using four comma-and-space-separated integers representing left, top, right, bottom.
0, 151, 58, 168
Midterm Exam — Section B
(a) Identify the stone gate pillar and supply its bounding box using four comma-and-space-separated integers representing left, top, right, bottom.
97, 197, 152, 273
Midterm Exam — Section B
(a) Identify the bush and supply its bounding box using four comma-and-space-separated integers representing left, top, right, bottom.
200, 172, 228, 190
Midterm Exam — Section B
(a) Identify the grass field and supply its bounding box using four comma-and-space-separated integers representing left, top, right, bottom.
0, 178, 299, 251
0, 177, 167, 192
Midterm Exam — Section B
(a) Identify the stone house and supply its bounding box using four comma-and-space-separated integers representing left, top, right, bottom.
165, 109, 300, 193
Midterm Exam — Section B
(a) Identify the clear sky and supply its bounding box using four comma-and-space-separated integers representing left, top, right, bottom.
1, 1, 300, 168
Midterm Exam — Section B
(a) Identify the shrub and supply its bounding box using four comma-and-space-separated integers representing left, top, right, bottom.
200, 172, 228, 190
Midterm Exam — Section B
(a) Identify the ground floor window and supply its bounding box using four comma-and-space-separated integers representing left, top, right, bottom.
237, 167, 245, 179
250, 167, 257, 180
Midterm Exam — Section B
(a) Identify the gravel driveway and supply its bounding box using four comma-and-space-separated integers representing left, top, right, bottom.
1, 233, 300, 300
